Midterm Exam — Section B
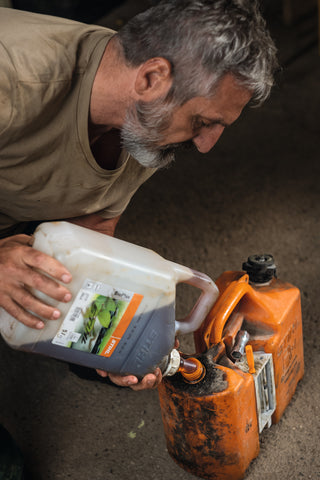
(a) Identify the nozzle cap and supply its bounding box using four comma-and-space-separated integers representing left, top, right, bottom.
162, 349, 181, 377
180, 357, 205, 383
242, 254, 276, 284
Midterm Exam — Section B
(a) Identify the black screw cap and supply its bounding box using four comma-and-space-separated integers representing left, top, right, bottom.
242, 254, 276, 283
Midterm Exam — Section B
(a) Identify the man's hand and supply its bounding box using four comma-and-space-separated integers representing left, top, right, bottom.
96, 368, 162, 391
96, 341, 179, 391
0, 234, 72, 329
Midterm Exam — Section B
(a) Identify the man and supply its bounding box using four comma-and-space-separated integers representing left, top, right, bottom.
0, 0, 277, 389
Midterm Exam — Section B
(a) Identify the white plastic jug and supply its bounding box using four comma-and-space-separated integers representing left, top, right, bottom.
0, 222, 219, 376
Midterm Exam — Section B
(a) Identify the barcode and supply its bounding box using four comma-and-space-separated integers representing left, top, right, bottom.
69, 307, 82, 322
54, 329, 81, 345
66, 331, 81, 343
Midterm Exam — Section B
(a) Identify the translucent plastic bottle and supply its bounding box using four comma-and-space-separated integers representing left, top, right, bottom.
0, 222, 219, 377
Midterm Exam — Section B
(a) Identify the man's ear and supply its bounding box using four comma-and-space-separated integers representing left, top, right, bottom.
134, 57, 172, 101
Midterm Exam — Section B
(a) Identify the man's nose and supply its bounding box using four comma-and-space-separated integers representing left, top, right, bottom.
192, 125, 225, 153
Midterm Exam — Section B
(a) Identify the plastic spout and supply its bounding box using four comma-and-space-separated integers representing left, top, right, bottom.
230, 330, 250, 361
179, 357, 206, 383
162, 350, 206, 383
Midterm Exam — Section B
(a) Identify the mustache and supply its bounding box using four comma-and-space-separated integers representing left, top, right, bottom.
159, 140, 195, 154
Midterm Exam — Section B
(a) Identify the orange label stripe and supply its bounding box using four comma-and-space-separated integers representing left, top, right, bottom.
101, 293, 143, 357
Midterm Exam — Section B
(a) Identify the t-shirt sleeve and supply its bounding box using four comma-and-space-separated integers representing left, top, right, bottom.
0, 42, 14, 138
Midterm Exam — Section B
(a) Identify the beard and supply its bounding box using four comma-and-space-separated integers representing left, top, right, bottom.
120, 98, 194, 169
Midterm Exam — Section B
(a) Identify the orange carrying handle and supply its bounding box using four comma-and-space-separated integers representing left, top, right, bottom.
203, 274, 251, 349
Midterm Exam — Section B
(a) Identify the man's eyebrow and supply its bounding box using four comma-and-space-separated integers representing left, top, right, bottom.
205, 117, 230, 128
195, 115, 230, 128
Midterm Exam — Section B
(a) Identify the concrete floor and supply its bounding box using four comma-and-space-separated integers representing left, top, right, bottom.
0, 2, 319, 479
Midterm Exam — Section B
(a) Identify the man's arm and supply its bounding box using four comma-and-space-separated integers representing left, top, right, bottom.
67, 213, 121, 237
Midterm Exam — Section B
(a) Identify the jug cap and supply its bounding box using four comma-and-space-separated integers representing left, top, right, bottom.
242, 254, 276, 284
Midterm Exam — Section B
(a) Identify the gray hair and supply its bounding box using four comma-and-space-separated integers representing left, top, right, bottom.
116, 0, 278, 106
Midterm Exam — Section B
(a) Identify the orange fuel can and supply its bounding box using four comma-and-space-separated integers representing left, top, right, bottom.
158, 255, 304, 480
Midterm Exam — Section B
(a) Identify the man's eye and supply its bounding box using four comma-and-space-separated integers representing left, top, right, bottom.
193, 120, 210, 131
200, 121, 211, 128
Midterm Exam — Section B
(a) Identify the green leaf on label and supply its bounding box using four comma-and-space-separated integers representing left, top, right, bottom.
97, 308, 112, 328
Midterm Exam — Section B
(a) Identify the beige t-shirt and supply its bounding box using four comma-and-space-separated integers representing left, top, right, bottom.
0, 8, 156, 237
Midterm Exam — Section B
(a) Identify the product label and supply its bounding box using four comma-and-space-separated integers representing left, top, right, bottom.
52, 279, 143, 357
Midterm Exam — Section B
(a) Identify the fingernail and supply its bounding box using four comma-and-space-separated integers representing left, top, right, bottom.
64, 293, 72, 302
127, 379, 137, 386
147, 380, 154, 387
61, 274, 72, 283
52, 310, 60, 319
36, 321, 44, 329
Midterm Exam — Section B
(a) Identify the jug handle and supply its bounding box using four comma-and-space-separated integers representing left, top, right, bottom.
169, 263, 219, 335
202, 274, 251, 348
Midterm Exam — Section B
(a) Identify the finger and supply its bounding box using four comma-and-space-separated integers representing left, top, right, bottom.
129, 375, 157, 391
10, 286, 64, 322
96, 369, 108, 378
24, 247, 72, 285
108, 373, 139, 388
0, 235, 72, 285
8, 234, 33, 245
17, 267, 72, 305
0, 238, 72, 303
0, 236, 73, 326
129, 369, 162, 391
1, 297, 47, 329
